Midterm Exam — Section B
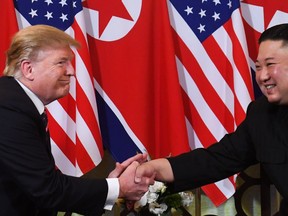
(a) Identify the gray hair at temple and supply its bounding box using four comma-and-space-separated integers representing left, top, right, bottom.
3, 24, 80, 78
258, 23, 288, 45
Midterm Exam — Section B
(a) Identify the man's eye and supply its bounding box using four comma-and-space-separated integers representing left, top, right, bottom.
266, 63, 275, 67
255, 65, 261, 71
57, 61, 66, 66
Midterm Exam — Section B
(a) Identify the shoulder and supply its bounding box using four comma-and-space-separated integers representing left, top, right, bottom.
245, 95, 288, 128
247, 95, 275, 114
0, 76, 18, 88
249, 95, 268, 108
0, 76, 23, 98
0, 76, 39, 117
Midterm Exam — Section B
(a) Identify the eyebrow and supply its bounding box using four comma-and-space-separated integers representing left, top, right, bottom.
256, 57, 275, 63
57, 56, 71, 62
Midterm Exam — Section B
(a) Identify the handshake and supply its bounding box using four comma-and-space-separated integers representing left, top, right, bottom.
108, 153, 173, 201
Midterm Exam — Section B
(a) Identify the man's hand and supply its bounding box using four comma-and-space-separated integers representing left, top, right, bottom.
118, 161, 154, 200
135, 158, 174, 183
135, 161, 157, 183
108, 153, 148, 178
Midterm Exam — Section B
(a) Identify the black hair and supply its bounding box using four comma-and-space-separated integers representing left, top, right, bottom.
258, 23, 288, 45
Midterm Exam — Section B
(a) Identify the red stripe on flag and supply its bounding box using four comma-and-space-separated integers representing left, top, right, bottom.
47, 112, 76, 166
223, 21, 254, 101
202, 34, 247, 128
75, 136, 98, 173
234, 98, 247, 126
202, 182, 232, 207
202, 36, 237, 132
76, 83, 103, 149
172, 29, 235, 134
182, 90, 217, 146
72, 20, 103, 153
58, 95, 76, 122
202, 37, 234, 94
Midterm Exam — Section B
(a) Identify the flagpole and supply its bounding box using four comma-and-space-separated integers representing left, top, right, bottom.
194, 188, 201, 216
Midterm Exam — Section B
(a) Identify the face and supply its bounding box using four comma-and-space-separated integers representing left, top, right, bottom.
255, 40, 288, 105
23, 46, 75, 105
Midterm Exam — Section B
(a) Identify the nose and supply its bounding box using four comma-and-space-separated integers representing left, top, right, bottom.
66, 61, 75, 76
256, 67, 270, 83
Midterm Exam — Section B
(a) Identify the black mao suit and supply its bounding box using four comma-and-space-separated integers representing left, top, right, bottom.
168, 95, 288, 215
0, 76, 107, 216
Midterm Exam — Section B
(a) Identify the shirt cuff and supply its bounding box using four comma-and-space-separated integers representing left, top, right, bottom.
104, 178, 119, 210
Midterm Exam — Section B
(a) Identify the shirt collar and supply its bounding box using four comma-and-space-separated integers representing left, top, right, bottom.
15, 79, 45, 115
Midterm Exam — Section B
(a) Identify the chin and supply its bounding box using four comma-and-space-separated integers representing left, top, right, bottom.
61, 92, 70, 98
62, 88, 70, 96
55, 92, 69, 101
267, 97, 281, 105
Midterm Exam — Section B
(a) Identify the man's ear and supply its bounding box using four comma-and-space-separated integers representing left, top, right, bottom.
20, 60, 34, 80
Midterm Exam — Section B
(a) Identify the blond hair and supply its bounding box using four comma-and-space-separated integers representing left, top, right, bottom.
3, 24, 80, 78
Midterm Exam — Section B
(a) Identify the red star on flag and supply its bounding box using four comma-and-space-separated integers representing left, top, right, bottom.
242, 0, 288, 28
83, 0, 133, 37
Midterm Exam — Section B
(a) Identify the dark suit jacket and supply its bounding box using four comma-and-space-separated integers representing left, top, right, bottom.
168, 95, 288, 214
0, 76, 108, 216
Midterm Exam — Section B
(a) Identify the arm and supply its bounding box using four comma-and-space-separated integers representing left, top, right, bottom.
135, 111, 258, 192
0, 106, 108, 214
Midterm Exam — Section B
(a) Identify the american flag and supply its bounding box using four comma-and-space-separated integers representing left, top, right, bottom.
168, 0, 254, 205
12, 0, 104, 177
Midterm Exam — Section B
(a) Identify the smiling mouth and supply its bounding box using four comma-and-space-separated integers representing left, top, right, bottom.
59, 80, 70, 84
265, 84, 275, 90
